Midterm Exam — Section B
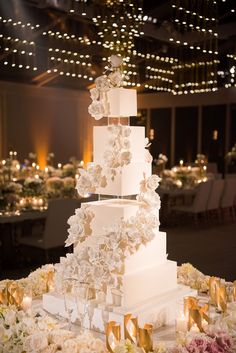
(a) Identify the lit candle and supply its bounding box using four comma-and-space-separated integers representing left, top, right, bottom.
176, 312, 188, 333
19, 198, 26, 207
58, 163, 62, 169
45, 167, 49, 173
32, 162, 36, 168
2, 160, 6, 165
36, 165, 40, 170
22, 294, 32, 311
179, 159, 184, 166
38, 198, 43, 206
32, 198, 38, 206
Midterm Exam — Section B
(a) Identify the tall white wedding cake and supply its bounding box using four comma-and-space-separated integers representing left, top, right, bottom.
43, 55, 195, 331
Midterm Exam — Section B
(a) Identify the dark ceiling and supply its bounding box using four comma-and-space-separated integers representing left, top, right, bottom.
0, 0, 235, 92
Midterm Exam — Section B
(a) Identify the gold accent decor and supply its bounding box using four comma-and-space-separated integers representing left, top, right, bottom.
124, 313, 138, 344
209, 277, 220, 305
215, 285, 227, 313
0, 281, 24, 308
106, 321, 121, 353
232, 280, 236, 301
138, 323, 153, 352
184, 296, 210, 332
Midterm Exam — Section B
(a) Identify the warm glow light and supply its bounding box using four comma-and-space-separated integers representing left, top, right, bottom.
30, 115, 51, 169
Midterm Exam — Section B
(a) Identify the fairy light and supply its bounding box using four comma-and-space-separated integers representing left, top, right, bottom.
92, 0, 144, 54
47, 47, 93, 81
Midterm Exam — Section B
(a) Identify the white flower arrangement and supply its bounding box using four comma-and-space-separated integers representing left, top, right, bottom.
9, 264, 55, 298
65, 206, 94, 247
177, 263, 210, 293
76, 164, 107, 197
0, 305, 106, 353
88, 55, 123, 120
114, 339, 144, 353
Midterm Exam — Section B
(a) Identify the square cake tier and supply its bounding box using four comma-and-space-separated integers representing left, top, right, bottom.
121, 260, 177, 307
104, 88, 137, 117
81, 198, 159, 236
93, 126, 146, 163
94, 162, 151, 196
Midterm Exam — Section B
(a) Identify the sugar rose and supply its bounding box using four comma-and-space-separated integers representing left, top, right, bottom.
110, 54, 123, 68
147, 175, 161, 190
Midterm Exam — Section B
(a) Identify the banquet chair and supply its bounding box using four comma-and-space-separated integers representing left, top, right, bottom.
220, 179, 236, 222
18, 198, 83, 262
206, 179, 225, 223
171, 180, 212, 225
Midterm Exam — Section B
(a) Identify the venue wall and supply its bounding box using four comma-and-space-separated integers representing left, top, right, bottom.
137, 88, 236, 171
0, 81, 236, 170
0, 81, 92, 167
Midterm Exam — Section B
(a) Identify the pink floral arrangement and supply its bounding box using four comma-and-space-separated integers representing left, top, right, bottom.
171, 331, 233, 353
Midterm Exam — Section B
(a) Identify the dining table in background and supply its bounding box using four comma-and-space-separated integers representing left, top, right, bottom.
0, 209, 47, 269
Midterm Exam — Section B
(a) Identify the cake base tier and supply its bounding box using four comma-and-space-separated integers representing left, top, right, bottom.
43, 285, 197, 334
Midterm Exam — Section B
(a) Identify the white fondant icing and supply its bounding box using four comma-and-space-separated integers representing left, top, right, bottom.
122, 260, 177, 307
93, 126, 146, 164
104, 87, 137, 117
95, 162, 152, 196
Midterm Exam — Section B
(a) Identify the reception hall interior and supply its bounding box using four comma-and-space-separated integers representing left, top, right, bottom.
0, 0, 236, 352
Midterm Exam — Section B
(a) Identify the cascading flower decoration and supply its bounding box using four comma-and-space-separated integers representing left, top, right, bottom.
88, 55, 123, 120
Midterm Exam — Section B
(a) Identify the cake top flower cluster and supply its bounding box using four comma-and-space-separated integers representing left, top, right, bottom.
88, 55, 124, 120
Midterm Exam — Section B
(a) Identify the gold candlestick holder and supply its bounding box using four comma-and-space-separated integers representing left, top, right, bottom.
232, 281, 236, 301
209, 277, 220, 305
106, 321, 121, 352
215, 285, 227, 313
184, 297, 210, 332
124, 313, 138, 344
138, 324, 153, 352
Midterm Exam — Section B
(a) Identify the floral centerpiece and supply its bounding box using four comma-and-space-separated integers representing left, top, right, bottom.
0, 181, 22, 211
23, 177, 44, 197
0, 305, 106, 353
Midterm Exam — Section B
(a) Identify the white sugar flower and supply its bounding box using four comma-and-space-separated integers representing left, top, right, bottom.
145, 149, 153, 163
90, 87, 99, 101
147, 174, 161, 190
95, 75, 110, 91
110, 54, 123, 68
120, 151, 132, 166
123, 127, 131, 137
88, 100, 105, 120
109, 70, 123, 87
24, 332, 49, 352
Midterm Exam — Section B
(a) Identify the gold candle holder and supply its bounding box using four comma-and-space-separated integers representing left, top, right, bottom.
106, 321, 121, 353
124, 313, 138, 344
216, 285, 227, 313
209, 277, 220, 305
184, 297, 210, 332
46, 270, 55, 292
233, 281, 236, 301
0, 281, 24, 308
138, 324, 153, 352
184, 296, 198, 330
